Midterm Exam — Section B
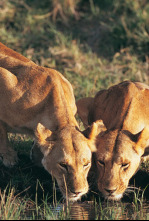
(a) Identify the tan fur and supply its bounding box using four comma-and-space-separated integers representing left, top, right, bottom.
0, 42, 100, 201
77, 81, 149, 200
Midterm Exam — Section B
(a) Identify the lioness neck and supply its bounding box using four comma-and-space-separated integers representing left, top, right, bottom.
51, 77, 78, 129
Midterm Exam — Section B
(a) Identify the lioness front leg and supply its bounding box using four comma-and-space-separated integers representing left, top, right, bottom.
0, 121, 18, 167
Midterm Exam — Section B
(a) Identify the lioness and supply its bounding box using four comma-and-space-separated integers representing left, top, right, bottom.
0, 42, 100, 201
77, 81, 149, 200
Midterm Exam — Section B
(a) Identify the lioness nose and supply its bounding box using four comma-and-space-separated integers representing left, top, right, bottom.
104, 188, 117, 194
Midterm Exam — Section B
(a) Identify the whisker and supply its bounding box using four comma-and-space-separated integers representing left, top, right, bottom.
90, 190, 100, 195
127, 186, 141, 191
123, 192, 130, 196
125, 189, 135, 193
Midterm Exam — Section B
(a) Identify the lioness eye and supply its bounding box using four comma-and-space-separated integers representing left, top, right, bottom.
83, 162, 90, 168
59, 163, 68, 171
122, 163, 130, 169
97, 160, 105, 167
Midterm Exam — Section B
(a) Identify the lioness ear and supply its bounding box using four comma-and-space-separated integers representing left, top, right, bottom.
141, 147, 149, 162
134, 127, 149, 156
35, 123, 55, 156
76, 97, 94, 128
83, 120, 107, 152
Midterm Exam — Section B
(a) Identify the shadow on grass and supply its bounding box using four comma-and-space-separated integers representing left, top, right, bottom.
129, 169, 149, 201
0, 153, 62, 204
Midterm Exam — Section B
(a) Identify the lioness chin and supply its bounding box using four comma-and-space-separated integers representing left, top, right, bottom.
0, 42, 101, 201
77, 81, 149, 200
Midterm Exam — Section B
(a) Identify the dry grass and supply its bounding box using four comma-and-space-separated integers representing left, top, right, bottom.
0, 188, 26, 220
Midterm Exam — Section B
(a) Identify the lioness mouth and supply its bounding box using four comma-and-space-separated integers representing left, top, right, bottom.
105, 194, 123, 201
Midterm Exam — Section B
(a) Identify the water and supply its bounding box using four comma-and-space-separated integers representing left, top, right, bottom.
23, 197, 149, 220
23, 168, 149, 220
53, 201, 96, 220
49, 200, 149, 220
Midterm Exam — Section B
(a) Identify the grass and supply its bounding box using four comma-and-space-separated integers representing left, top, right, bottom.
0, 0, 149, 219
0, 188, 25, 220
0, 1, 149, 100
0, 178, 148, 220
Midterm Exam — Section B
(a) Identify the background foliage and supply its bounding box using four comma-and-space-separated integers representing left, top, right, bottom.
0, 0, 149, 100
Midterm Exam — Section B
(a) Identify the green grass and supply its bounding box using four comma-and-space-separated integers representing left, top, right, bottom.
0, 179, 148, 220
0, 187, 26, 220
0, 0, 149, 219
0, 1, 149, 100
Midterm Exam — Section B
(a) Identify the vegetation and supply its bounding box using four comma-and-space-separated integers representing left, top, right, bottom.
0, 0, 149, 99
0, 0, 149, 219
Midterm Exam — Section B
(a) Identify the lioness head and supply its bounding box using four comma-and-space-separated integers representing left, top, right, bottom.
35, 122, 100, 201
95, 126, 149, 200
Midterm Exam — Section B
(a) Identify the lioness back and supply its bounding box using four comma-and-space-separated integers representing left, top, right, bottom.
90, 81, 149, 133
